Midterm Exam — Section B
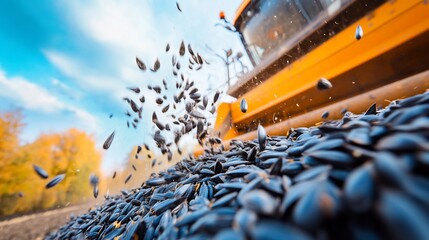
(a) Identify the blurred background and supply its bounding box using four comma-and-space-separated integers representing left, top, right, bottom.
0, 0, 246, 218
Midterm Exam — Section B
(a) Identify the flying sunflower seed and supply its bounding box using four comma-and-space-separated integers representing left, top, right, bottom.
197, 54, 203, 65
258, 124, 267, 151
185, 102, 193, 113
89, 174, 99, 187
166, 43, 170, 52
162, 105, 170, 113
103, 131, 115, 150
213, 91, 220, 103
156, 98, 163, 105
127, 87, 140, 94
203, 96, 208, 108
210, 106, 216, 114
112, 171, 116, 179
190, 110, 205, 119
152, 112, 158, 122
189, 88, 198, 95
179, 41, 186, 56
321, 111, 330, 119
124, 174, 132, 184
197, 120, 204, 136
355, 25, 363, 40
130, 100, 139, 113
153, 119, 165, 130
46, 174, 65, 189
240, 98, 248, 113
136, 57, 146, 71
132, 165, 137, 171
33, 164, 49, 179
151, 59, 161, 72
176, 2, 182, 12
93, 185, 99, 199
152, 86, 162, 94
316, 77, 333, 90
172, 55, 177, 66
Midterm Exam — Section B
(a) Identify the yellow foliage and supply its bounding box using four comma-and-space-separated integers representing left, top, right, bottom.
0, 111, 102, 216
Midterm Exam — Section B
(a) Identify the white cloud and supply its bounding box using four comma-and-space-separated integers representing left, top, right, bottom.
44, 50, 121, 91
67, 106, 100, 132
64, 0, 159, 55
0, 69, 100, 132
0, 69, 64, 112
51, 78, 82, 100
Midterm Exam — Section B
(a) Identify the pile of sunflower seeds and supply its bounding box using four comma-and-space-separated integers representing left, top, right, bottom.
46, 91, 429, 240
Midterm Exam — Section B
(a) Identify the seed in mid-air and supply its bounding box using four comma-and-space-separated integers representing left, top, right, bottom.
258, 124, 267, 151
156, 98, 164, 105
162, 105, 170, 113
124, 174, 133, 184
136, 57, 146, 71
129, 100, 139, 113
151, 59, 161, 72
213, 91, 220, 103
93, 185, 99, 199
240, 98, 248, 113
46, 174, 65, 189
316, 77, 333, 90
89, 174, 99, 187
179, 41, 186, 56
127, 87, 140, 94
355, 25, 363, 40
103, 131, 115, 150
33, 164, 49, 179
176, 2, 182, 12
166, 43, 170, 52
321, 111, 330, 119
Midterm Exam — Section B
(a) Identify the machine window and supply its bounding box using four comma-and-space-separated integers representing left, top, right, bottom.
240, 0, 338, 64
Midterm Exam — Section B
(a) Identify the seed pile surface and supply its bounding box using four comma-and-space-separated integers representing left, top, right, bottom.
46, 91, 429, 240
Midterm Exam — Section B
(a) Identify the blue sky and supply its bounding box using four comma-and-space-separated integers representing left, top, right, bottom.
0, 0, 246, 172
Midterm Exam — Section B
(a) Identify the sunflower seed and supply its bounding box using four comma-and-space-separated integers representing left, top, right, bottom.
33, 164, 49, 179
46, 174, 65, 189
103, 131, 115, 150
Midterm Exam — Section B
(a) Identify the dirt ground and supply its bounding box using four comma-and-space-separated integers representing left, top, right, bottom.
0, 203, 92, 240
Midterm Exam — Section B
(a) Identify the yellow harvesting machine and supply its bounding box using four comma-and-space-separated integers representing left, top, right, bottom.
214, 0, 429, 143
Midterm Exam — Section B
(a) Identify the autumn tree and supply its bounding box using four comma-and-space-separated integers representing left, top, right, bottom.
0, 111, 103, 216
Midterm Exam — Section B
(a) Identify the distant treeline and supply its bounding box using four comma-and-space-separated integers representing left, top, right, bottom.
0, 111, 102, 216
